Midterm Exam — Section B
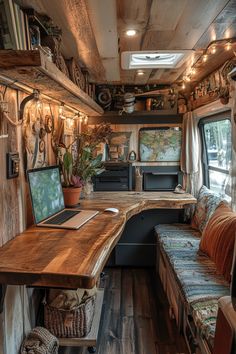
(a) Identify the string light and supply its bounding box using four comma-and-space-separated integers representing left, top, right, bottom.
226, 42, 232, 51
211, 46, 216, 54
180, 37, 235, 85
182, 82, 186, 90
58, 103, 65, 118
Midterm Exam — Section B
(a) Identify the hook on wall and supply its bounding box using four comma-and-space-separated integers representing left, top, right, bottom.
19, 89, 40, 121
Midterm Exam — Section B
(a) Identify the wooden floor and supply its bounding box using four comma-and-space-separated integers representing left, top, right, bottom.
59, 268, 188, 354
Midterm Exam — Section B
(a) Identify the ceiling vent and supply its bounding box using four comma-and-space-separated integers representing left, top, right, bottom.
121, 50, 193, 69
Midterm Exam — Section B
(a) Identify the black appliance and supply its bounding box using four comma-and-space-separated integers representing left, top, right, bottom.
142, 166, 182, 191
94, 162, 132, 191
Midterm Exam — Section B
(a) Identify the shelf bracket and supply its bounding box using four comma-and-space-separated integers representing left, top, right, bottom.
0, 284, 6, 313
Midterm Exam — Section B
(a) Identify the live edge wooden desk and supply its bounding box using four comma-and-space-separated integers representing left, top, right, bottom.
0, 192, 196, 290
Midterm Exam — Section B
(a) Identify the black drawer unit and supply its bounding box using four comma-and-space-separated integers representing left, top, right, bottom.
94, 162, 132, 191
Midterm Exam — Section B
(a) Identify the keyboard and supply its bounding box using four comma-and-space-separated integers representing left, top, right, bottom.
43, 210, 81, 225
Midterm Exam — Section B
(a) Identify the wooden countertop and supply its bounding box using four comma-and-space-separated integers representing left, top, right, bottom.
0, 192, 196, 289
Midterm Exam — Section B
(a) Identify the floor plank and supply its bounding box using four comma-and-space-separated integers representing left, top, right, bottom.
59, 268, 188, 354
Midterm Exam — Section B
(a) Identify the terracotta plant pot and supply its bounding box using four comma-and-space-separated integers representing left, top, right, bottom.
62, 187, 82, 207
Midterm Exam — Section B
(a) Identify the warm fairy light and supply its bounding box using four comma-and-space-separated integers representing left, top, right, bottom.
203, 55, 208, 62
36, 101, 42, 110
186, 76, 191, 82
182, 82, 186, 89
58, 103, 64, 116
226, 42, 232, 51
211, 46, 216, 54
67, 118, 74, 127
126, 29, 137, 37
191, 67, 196, 75
137, 70, 144, 76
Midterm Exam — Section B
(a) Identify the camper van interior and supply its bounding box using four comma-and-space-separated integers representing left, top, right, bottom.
1, 0, 236, 353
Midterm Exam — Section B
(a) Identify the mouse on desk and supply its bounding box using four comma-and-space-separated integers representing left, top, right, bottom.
104, 207, 119, 214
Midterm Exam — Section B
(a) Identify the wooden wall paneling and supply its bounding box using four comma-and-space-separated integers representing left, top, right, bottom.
0, 85, 60, 354
0, 87, 20, 247
3, 286, 25, 354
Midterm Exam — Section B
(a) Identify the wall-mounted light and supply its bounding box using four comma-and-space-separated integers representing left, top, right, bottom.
126, 29, 137, 37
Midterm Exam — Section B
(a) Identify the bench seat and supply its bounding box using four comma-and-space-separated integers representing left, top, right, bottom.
155, 223, 229, 353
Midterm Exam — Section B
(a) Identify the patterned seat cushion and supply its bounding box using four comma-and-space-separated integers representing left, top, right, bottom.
191, 185, 223, 233
191, 298, 219, 351
155, 226, 229, 304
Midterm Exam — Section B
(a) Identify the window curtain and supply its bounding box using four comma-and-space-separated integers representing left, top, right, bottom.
230, 81, 236, 211
180, 111, 202, 196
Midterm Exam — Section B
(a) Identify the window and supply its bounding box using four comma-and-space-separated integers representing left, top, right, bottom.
200, 114, 231, 200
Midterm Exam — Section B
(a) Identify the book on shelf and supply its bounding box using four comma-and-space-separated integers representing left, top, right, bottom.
0, 0, 32, 50
0, 0, 19, 49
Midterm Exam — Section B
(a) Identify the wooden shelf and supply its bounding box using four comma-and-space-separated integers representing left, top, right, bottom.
132, 161, 180, 167
89, 111, 182, 125
0, 50, 104, 116
59, 288, 104, 348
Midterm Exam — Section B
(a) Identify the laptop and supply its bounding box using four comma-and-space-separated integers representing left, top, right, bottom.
27, 166, 99, 229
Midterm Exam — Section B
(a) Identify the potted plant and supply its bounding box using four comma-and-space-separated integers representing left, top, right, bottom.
57, 142, 83, 207
74, 123, 112, 196
57, 123, 112, 203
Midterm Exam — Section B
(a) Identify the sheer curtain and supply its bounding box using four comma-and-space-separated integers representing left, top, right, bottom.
181, 111, 202, 197
230, 81, 236, 211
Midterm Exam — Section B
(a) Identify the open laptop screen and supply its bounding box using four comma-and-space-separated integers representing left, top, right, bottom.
27, 166, 65, 224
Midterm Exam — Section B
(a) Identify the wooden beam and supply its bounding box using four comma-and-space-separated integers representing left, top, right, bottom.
0, 50, 104, 116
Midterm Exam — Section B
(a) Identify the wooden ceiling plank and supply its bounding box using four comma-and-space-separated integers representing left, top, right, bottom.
167, 0, 230, 49
134, 69, 152, 85
117, 0, 152, 83
147, 0, 187, 31
142, 30, 175, 51
86, 0, 120, 82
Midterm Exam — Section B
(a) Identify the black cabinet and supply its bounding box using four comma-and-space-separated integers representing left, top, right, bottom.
113, 209, 182, 267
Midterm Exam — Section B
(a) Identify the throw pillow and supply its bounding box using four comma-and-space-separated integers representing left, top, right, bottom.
199, 202, 236, 282
191, 185, 222, 233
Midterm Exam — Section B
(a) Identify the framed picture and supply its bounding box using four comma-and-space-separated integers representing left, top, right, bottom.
139, 127, 182, 162
108, 132, 131, 161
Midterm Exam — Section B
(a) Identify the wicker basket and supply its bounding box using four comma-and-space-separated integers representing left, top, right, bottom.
44, 295, 96, 338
